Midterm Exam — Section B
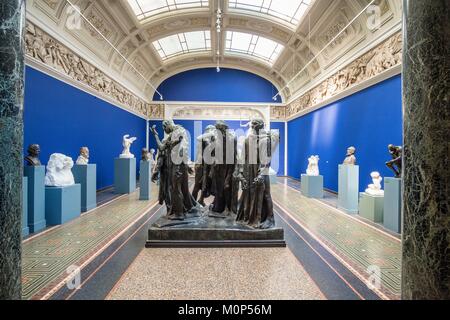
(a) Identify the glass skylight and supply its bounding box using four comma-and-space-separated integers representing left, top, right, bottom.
225, 31, 284, 65
128, 0, 209, 21
228, 0, 311, 27
153, 31, 211, 61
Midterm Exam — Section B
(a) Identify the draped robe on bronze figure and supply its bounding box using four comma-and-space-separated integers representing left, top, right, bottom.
210, 131, 237, 214
154, 126, 194, 220
236, 130, 276, 228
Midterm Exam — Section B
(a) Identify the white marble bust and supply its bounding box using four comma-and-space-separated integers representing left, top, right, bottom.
45, 153, 75, 187
76, 147, 89, 165
306, 155, 320, 176
365, 171, 384, 196
119, 134, 137, 159
343, 146, 357, 165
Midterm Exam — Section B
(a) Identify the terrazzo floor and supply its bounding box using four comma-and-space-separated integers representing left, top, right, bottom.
106, 247, 326, 300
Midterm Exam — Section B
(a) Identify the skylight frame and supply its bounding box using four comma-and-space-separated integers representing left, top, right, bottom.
228, 0, 312, 28
152, 30, 212, 61
127, 0, 210, 21
225, 31, 284, 66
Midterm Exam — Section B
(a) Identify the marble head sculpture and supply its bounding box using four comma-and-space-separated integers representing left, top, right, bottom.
306, 155, 320, 176
25, 144, 42, 166
76, 147, 89, 165
119, 134, 137, 159
343, 146, 356, 165
365, 171, 384, 196
45, 153, 75, 187
385, 144, 402, 178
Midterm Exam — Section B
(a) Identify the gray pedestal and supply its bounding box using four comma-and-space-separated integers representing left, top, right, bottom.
301, 174, 324, 198
24, 166, 46, 233
359, 193, 384, 223
45, 184, 81, 225
72, 164, 97, 212
139, 161, 152, 200
114, 158, 136, 194
22, 177, 29, 237
384, 177, 402, 233
338, 165, 359, 214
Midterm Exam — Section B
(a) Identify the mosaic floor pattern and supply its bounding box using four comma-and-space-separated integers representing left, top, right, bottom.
22, 186, 159, 300
107, 247, 326, 300
271, 179, 402, 299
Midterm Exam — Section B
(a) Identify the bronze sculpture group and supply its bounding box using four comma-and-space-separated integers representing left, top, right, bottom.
150, 119, 279, 229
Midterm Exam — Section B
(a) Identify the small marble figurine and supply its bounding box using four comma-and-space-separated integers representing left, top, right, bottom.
45, 153, 75, 187
119, 134, 137, 159
343, 146, 357, 165
365, 172, 384, 196
25, 144, 42, 166
76, 147, 89, 165
385, 144, 402, 178
141, 148, 151, 161
306, 155, 320, 176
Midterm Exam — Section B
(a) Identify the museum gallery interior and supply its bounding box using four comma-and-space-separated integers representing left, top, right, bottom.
0, 0, 448, 301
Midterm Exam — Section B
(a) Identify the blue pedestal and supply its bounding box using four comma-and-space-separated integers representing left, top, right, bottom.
359, 193, 384, 223
22, 177, 29, 237
114, 158, 136, 194
384, 177, 402, 233
45, 184, 81, 226
301, 174, 324, 198
24, 166, 46, 233
338, 165, 359, 214
72, 164, 97, 212
139, 161, 152, 200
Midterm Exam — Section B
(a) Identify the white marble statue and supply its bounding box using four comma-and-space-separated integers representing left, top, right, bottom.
119, 134, 137, 159
45, 153, 75, 187
306, 155, 320, 176
365, 171, 384, 196
76, 147, 89, 165
343, 146, 357, 165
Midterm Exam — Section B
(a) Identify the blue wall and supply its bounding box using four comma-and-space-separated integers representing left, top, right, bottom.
287, 75, 402, 192
148, 120, 285, 175
24, 67, 147, 190
154, 68, 282, 103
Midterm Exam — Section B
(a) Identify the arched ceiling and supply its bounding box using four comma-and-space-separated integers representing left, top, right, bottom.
26, 0, 402, 103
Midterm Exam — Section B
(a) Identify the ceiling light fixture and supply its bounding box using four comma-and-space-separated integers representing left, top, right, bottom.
216, 2, 222, 72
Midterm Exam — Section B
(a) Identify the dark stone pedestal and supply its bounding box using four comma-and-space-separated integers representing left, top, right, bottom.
146, 213, 285, 248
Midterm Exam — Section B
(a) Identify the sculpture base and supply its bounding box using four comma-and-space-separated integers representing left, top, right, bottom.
301, 174, 324, 198
24, 166, 46, 233
338, 165, 359, 214
22, 177, 29, 237
359, 192, 384, 223
114, 158, 136, 194
139, 161, 151, 200
72, 164, 97, 212
383, 177, 402, 233
146, 213, 285, 248
45, 184, 81, 226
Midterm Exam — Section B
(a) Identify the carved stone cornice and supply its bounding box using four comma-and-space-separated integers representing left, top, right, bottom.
285, 32, 402, 119
270, 106, 286, 121
24, 21, 162, 119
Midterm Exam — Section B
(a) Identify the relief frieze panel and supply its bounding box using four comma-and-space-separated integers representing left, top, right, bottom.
25, 21, 163, 119
286, 32, 402, 119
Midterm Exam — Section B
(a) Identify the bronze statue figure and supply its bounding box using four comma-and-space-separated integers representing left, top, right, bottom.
25, 144, 42, 166
236, 119, 279, 229
192, 125, 215, 206
386, 144, 402, 178
209, 121, 238, 216
150, 120, 195, 220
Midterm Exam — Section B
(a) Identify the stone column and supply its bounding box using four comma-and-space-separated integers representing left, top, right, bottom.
402, 0, 450, 300
0, 0, 26, 300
